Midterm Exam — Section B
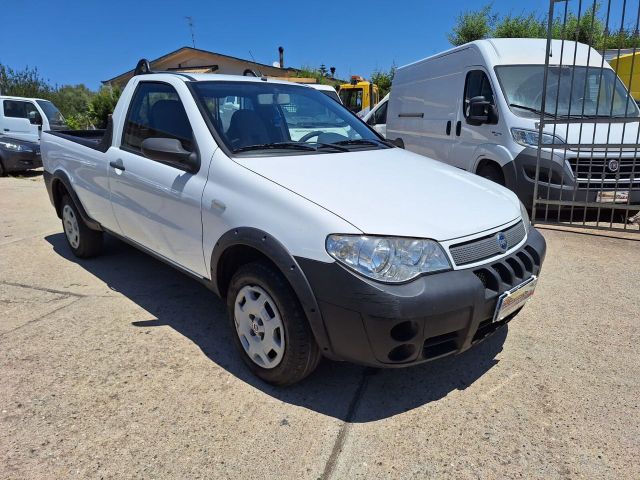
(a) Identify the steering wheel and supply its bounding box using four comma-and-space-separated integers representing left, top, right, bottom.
298, 131, 324, 143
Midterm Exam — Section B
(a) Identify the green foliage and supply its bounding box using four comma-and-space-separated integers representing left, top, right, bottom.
448, 5, 496, 46
0, 64, 53, 98
371, 65, 396, 99
65, 112, 93, 130
448, 3, 640, 50
89, 86, 121, 129
292, 65, 340, 87
50, 84, 94, 118
494, 13, 546, 39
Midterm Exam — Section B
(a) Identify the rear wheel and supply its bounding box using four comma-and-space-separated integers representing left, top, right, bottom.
61, 195, 103, 258
477, 162, 505, 186
227, 261, 321, 386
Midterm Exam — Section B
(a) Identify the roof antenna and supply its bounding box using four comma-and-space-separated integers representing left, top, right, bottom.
247, 50, 264, 77
185, 16, 196, 48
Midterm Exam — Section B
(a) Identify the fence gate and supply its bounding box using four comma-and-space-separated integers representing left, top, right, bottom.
532, 0, 640, 232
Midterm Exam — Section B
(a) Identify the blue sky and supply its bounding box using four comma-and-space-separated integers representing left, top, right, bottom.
2, 0, 550, 90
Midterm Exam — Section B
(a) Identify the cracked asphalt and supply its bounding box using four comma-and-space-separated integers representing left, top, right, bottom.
1, 173, 639, 479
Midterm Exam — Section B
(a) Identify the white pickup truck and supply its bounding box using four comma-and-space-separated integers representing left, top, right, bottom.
42, 62, 546, 385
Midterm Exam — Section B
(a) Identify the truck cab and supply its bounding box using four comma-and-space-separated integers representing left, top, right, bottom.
339, 76, 379, 117
0, 96, 67, 143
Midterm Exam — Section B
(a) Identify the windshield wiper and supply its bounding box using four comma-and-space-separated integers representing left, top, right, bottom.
333, 138, 393, 148
309, 142, 349, 152
233, 142, 318, 153
509, 103, 557, 117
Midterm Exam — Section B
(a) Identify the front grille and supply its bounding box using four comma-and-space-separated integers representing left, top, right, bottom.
449, 221, 526, 266
567, 157, 640, 188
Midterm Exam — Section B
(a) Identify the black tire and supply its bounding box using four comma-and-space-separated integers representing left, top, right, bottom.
226, 261, 321, 386
0, 160, 5, 177
60, 194, 103, 258
477, 162, 505, 186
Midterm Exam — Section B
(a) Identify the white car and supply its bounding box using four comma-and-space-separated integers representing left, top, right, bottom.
41, 65, 546, 385
1, 95, 67, 143
364, 92, 389, 138
385, 39, 640, 207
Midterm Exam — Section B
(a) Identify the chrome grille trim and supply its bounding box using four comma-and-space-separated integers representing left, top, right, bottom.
449, 221, 526, 266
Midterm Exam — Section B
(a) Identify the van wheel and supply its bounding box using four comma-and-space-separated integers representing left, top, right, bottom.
0, 161, 5, 177
477, 162, 505, 186
61, 195, 103, 258
227, 261, 321, 386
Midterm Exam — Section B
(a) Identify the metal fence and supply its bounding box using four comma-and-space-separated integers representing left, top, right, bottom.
532, 0, 640, 232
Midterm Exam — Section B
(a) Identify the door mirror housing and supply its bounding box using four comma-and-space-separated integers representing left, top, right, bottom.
467, 96, 498, 125
140, 137, 200, 173
28, 111, 43, 126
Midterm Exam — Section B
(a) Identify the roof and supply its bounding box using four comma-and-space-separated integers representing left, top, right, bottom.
400, 38, 606, 70
132, 72, 316, 87
102, 46, 299, 85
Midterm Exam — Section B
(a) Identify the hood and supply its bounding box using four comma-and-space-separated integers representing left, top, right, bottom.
548, 121, 640, 146
234, 148, 520, 241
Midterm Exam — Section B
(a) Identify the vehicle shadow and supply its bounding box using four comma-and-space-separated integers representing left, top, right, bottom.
8, 169, 43, 178
45, 232, 507, 423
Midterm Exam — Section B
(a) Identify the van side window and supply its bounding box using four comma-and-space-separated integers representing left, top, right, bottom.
464, 70, 495, 117
3, 100, 39, 120
122, 82, 193, 153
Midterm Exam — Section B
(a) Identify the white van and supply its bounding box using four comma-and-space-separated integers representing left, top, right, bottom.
0, 96, 67, 143
384, 39, 640, 208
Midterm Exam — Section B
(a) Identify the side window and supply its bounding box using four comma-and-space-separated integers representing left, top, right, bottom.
374, 101, 388, 124
122, 82, 193, 153
3, 100, 37, 119
464, 70, 495, 118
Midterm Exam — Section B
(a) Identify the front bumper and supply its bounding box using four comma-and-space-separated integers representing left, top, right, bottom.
508, 147, 640, 208
297, 228, 546, 367
0, 148, 42, 172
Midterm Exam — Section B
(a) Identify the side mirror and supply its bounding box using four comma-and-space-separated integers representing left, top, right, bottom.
141, 137, 200, 173
28, 111, 43, 126
467, 96, 497, 125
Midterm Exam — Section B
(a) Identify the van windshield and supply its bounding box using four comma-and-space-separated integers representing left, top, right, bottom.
35, 100, 67, 127
191, 81, 388, 155
495, 65, 639, 118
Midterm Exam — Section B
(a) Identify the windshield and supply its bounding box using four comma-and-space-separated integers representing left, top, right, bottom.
320, 90, 341, 104
339, 88, 363, 113
35, 100, 66, 125
495, 65, 639, 118
191, 81, 387, 155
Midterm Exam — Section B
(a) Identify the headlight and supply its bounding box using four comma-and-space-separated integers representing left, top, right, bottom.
326, 235, 451, 283
520, 201, 531, 234
511, 128, 564, 147
0, 140, 30, 152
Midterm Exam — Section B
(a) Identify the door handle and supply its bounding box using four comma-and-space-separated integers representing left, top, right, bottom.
109, 160, 125, 171
455, 121, 462, 136
446, 121, 451, 135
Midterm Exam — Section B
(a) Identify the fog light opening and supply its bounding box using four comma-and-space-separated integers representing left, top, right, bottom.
388, 344, 416, 362
390, 321, 419, 342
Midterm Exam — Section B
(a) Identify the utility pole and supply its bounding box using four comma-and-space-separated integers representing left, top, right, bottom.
185, 16, 196, 48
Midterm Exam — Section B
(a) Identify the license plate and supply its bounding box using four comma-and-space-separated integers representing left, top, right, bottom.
493, 276, 537, 322
596, 190, 629, 203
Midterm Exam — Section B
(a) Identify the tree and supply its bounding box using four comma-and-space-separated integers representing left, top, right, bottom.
0, 64, 52, 98
50, 84, 94, 118
447, 5, 495, 46
494, 13, 546, 39
89, 86, 121, 129
371, 65, 396, 99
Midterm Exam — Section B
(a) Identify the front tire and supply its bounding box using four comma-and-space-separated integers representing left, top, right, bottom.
477, 162, 505, 186
61, 195, 103, 258
227, 261, 321, 386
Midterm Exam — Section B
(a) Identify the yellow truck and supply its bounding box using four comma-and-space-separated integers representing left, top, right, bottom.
609, 51, 640, 101
339, 76, 379, 117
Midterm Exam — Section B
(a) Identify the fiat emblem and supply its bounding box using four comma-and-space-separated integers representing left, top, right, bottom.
607, 159, 620, 172
496, 232, 508, 252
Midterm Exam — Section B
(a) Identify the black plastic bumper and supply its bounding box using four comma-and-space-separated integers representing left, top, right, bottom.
507, 147, 640, 208
297, 228, 546, 368
0, 149, 42, 172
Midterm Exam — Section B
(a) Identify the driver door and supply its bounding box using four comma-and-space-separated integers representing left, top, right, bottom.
448, 68, 502, 171
107, 80, 209, 276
